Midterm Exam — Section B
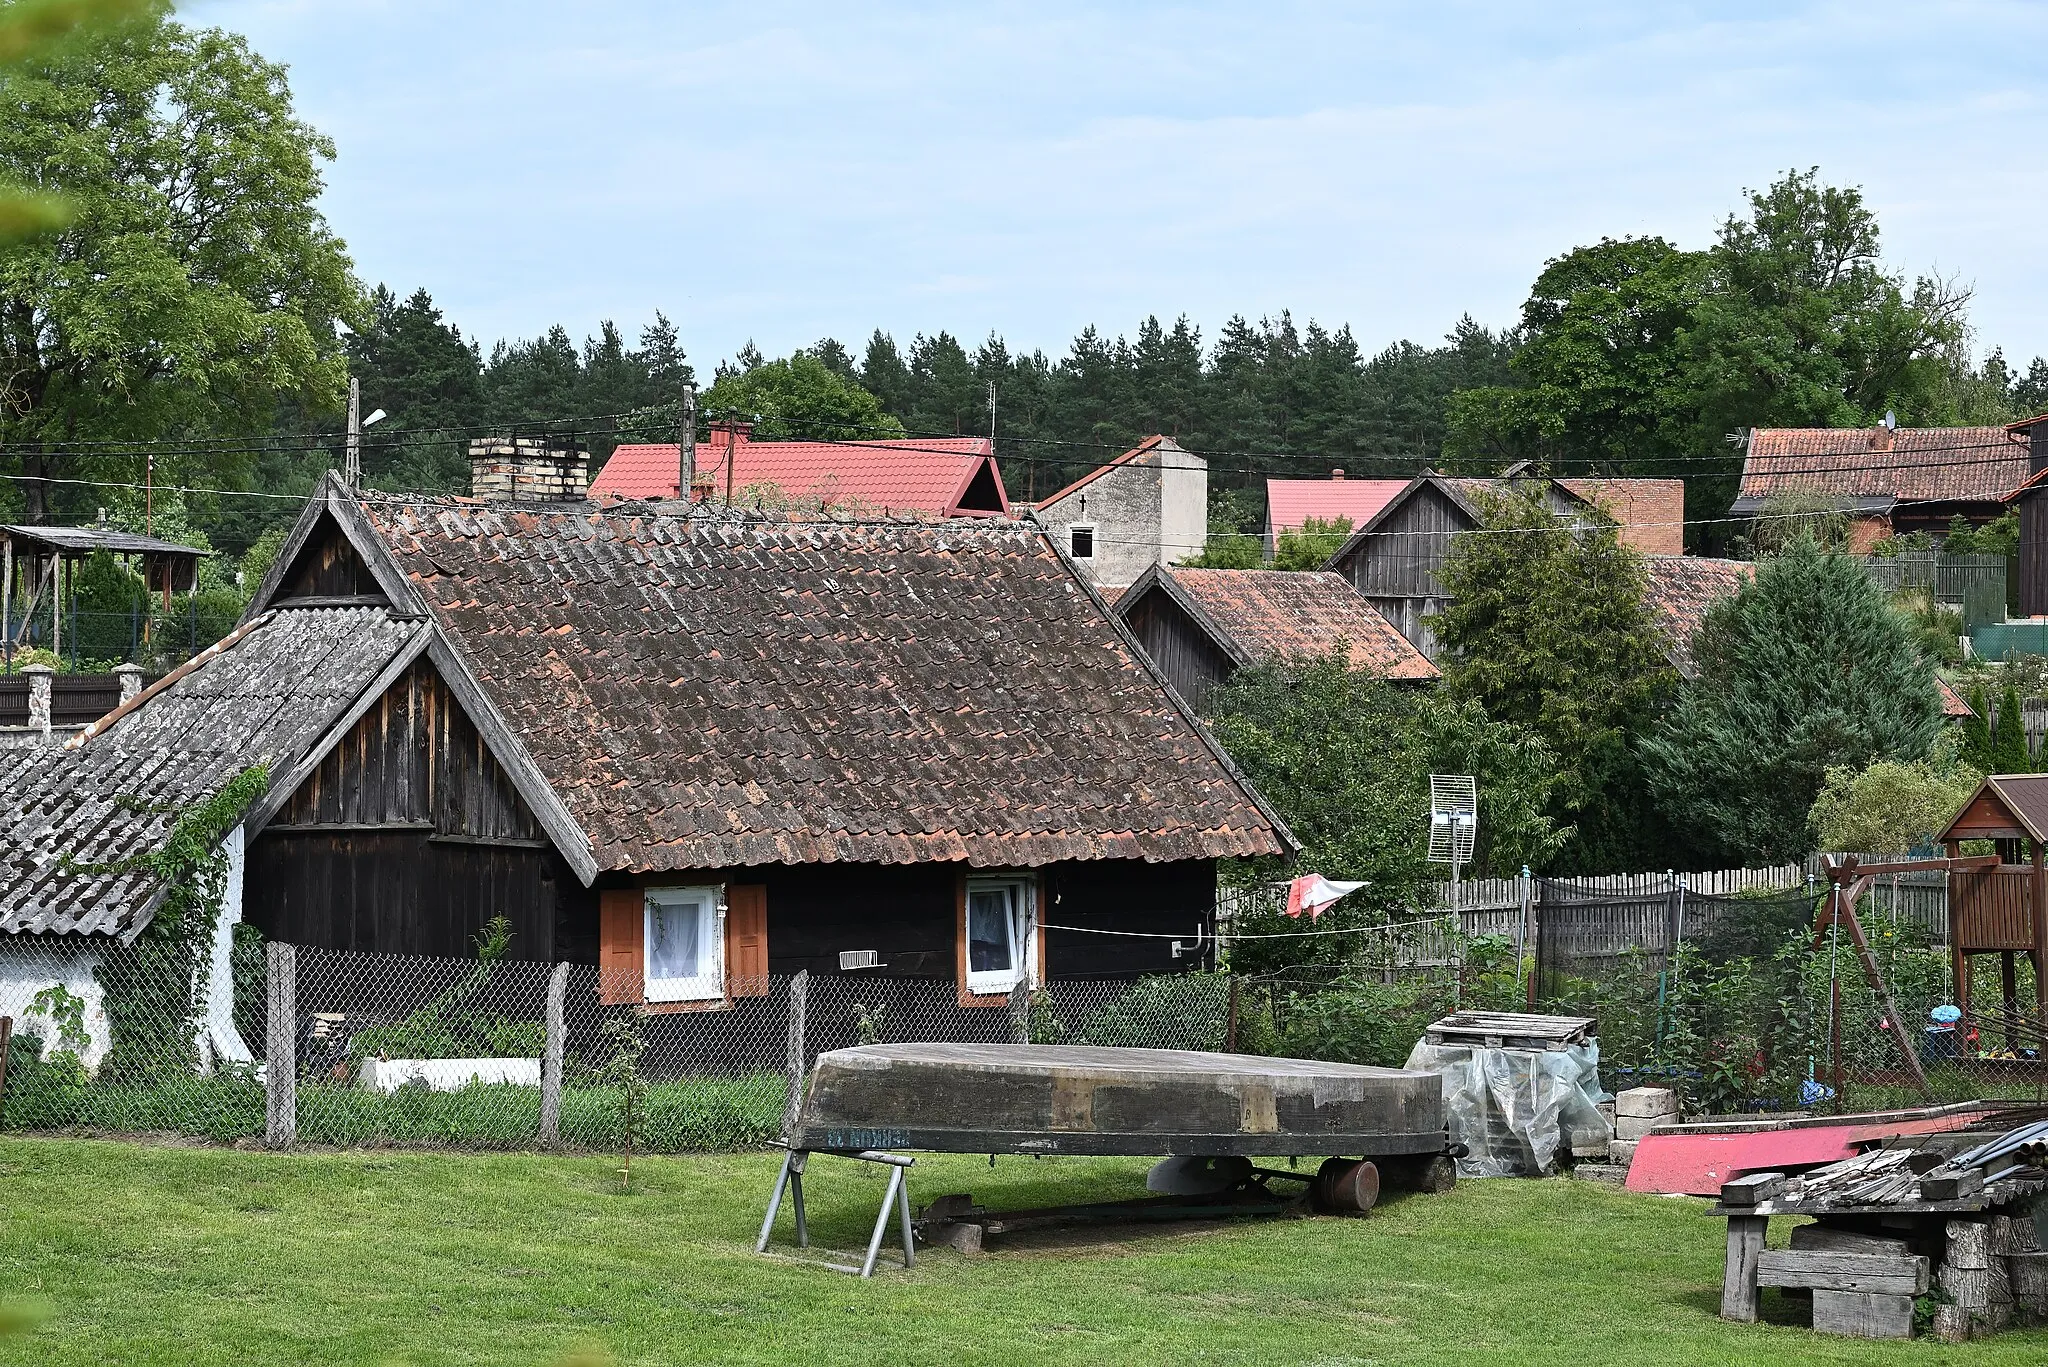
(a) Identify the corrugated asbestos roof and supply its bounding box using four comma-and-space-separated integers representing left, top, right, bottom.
591, 433, 1005, 515
1737, 426, 2026, 507
0, 607, 421, 937
356, 497, 1288, 872
1161, 569, 1439, 681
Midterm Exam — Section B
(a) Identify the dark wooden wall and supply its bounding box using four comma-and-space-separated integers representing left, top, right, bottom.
595, 856, 1217, 981
276, 517, 385, 600
1119, 586, 1236, 711
246, 659, 579, 959
1332, 481, 1472, 599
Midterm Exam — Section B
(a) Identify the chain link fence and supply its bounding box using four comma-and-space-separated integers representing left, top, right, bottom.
7, 923, 2047, 1152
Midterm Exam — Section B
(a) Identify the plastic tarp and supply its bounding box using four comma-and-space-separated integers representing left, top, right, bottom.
1402, 1038, 1612, 1177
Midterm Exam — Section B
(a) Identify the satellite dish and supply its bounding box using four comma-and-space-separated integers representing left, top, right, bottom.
1427, 775, 1478, 864
1883, 410, 1897, 431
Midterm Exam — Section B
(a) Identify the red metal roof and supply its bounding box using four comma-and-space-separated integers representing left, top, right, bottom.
1265, 477, 1408, 536
591, 432, 1007, 517
1738, 427, 2027, 506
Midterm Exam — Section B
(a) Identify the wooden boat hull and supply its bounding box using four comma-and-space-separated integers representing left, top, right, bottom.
791, 1042, 1448, 1158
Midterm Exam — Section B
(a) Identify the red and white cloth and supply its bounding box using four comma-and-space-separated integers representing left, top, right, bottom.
1284, 874, 1367, 920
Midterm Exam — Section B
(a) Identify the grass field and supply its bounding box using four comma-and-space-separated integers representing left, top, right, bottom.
4, 1136, 2044, 1365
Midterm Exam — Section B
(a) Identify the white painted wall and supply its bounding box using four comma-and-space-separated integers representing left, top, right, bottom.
0, 942, 111, 1070
1034, 438, 1208, 588
0, 826, 251, 1073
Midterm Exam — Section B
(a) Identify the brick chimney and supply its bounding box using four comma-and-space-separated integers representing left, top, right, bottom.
1330, 468, 1345, 481
468, 436, 590, 502
23, 662, 52, 740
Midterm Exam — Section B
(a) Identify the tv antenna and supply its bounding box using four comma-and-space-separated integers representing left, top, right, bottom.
1428, 774, 1478, 910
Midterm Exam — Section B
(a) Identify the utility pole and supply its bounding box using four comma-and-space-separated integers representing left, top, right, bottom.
343, 376, 362, 489
678, 382, 697, 498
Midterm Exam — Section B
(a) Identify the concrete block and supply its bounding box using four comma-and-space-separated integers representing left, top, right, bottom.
1572, 1162, 1627, 1184
1615, 1086, 1679, 1119
1608, 1138, 1638, 1168
1616, 1113, 1676, 1141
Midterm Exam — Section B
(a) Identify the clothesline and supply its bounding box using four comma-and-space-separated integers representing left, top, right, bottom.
1041, 907, 1481, 942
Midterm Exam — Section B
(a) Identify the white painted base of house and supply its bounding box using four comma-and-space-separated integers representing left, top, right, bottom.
357, 1057, 542, 1092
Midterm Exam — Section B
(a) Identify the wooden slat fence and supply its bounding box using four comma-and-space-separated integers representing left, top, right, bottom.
1219, 855, 1953, 971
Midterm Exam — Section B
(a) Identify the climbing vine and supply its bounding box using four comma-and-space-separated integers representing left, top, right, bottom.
92, 766, 269, 1084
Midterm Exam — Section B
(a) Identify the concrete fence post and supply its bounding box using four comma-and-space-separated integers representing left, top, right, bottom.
22, 663, 51, 740
781, 970, 809, 1139
264, 942, 296, 1149
1009, 980, 1031, 1045
539, 962, 568, 1145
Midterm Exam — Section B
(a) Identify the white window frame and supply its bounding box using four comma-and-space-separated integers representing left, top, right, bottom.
644, 885, 726, 1003
964, 876, 1038, 996
1069, 524, 1097, 561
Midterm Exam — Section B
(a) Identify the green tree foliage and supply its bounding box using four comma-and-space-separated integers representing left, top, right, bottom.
1205, 654, 1565, 973
1944, 509, 2019, 557
1644, 536, 1944, 863
0, 5, 362, 521
1431, 485, 1676, 870
1271, 516, 1352, 570
0, 0, 152, 241
1993, 684, 2032, 774
1960, 682, 1994, 770
1443, 236, 1706, 475
701, 349, 902, 442
1808, 739, 1981, 854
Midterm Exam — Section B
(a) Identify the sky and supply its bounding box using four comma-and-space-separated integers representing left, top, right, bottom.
192, 1, 2048, 372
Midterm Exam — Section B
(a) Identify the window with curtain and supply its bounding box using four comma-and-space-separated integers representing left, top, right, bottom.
965, 877, 1035, 995
645, 886, 724, 1001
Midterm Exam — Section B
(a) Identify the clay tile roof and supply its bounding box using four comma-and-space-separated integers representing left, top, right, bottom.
354, 499, 1289, 872
1939, 678, 1975, 719
1264, 478, 1408, 536
0, 607, 423, 936
1163, 569, 1438, 681
591, 433, 1006, 517
1641, 556, 1753, 678
1736, 427, 2027, 508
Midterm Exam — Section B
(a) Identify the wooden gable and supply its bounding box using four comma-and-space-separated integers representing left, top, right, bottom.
1940, 783, 2041, 844
274, 511, 389, 604
1331, 479, 1477, 599
1118, 577, 1238, 711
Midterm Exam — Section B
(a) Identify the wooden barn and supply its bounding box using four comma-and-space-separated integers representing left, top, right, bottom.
4, 463, 1291, 1025
1936, 774, 2048, 1017
1320, 468, 1683, 660
1112, 565, 1436, 710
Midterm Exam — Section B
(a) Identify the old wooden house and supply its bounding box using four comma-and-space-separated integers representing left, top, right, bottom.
1734, 424, 2028, 553
1112, 565, 1436, 710
4, 455, 1290, 1035
1321, 469, 1684, 659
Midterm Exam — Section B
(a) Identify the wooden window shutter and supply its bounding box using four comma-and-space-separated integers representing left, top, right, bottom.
726, 883, 769, 997
598, 888, 644, 1005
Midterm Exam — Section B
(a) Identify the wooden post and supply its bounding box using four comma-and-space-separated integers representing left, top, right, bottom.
781, 969, 809, 1139
265, 942, 296, 1149
0, 1015, 12, 1129
2034, 839, 2047, 1017
539, 962, 568, 1146
1721, 1213, 1768, 1321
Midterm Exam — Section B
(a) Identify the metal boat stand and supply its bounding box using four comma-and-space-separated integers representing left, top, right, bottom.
756, 1145, 917, 1278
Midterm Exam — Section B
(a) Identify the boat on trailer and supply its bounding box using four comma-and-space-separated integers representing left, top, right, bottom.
761, 1042, 1459, 1272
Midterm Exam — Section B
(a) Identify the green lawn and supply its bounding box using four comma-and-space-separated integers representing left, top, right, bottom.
3, 1137, 2042, 1365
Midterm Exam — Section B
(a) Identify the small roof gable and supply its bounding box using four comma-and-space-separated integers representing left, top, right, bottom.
1938, 774, 2048, 845
0, 606, 426, 937
1264, 477, 1408, 537
1736, 426, 2027, 510
351, 495, 1290, 872
1140, 568, 1438, 682
591, 434, 1007, 517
